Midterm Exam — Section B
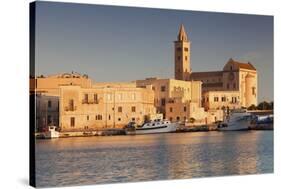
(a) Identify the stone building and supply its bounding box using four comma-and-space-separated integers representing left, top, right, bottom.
174, 24, 191, 81
30, 72, 93, 131
35, 94, 59, 132
30, 72, 92, 95
31, 24, 258, 131
136, 78, 222, 124
175, 24, 258, 110
59, 82, 156, 131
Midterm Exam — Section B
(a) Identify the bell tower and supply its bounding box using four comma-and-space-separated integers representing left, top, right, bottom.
174, 24, 191, 80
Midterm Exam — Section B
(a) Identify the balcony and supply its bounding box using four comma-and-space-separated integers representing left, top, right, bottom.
64, 106, 77, 111
82, 99, 99, 104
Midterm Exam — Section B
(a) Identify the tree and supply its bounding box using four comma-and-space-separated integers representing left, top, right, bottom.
247, 104, 257, 110
257, 101, 271, 110
270, 101, 274, 110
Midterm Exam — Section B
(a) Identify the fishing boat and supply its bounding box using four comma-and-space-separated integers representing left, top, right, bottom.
125, 119, 178, 135
43, 126, 60, 139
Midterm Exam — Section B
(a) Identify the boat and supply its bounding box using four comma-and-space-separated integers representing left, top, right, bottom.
250, 114, 273, 130
125, 119, 178, 135
217, 109, 253, 131
43, 126, 60, 139
255, 114, 273, 124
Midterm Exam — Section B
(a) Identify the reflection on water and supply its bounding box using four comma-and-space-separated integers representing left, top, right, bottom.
35, 131, 273, 187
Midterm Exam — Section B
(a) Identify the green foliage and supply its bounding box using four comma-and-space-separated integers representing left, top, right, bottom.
247, 104, 257, 110
257, 101, 273, 110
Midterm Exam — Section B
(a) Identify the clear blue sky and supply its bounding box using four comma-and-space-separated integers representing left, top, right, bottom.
34, 1, 273, 102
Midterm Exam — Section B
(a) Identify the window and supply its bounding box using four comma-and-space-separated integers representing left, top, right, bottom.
184, 47, 188, 52
108, 115, 111, 120
230, 66, 233, 70
170, 107, 173, 112
252, 87, 256, 95
132, 117, 135, 121
177, 47, 182, 51
161, 86, 166, 92
118, 118, 121, 121
161, 98, 166, 106
70, 117, 75, 127
152, 86, 155, 90
131, 106, 136, 112
96, 115, 102, 120
87, 115, 89, 120
177, 56, 181, 61
207, 97, 209, 102
94, 93, 98, 103
214, 97, 219, 102
185, 56, 187, 61
69, 99, 74, 111
184, 106, 187, 112
118, 106, 122, 113
48, 100, 52, 108
84, 94, 89, 103
232, 97, 237, 103
169, 117, 173, 121
47, 115, 52, 125
221, 97, 226, 102
176, 117, 180, 121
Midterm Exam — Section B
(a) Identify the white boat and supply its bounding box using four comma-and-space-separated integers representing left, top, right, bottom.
250, 114, 273, 130
256, 114, 273, 124
43, 126, 60, 139
217, 110, 252, 131
125, 119, 178, 135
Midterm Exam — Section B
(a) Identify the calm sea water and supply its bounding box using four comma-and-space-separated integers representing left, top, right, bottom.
35, 131, 273, 187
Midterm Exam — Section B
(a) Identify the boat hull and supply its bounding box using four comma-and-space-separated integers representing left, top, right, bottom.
43, 131, 60, 139
126, 123, 178, 135
218, 120, 250, 131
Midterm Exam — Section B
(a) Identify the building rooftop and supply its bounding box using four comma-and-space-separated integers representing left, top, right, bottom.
37, 72, 89, 79
228, 58, 256, 71
191, 71, 223, 78
177, 24, 189, 42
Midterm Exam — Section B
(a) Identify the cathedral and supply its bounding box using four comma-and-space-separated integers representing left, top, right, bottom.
175, 24, 258, 110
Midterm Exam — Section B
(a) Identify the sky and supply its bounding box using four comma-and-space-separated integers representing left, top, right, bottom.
34, 1, 274, 102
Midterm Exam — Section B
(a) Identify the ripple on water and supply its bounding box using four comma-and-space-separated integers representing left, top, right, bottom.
35, 131, 273, 187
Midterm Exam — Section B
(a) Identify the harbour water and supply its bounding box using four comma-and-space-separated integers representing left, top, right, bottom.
35, 131, 273, 187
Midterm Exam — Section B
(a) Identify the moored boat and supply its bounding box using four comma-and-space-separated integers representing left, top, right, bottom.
217, 109, 253, 131
125, 119, 178, 135
250, 114, 273, 130
43, 126, 60, 139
